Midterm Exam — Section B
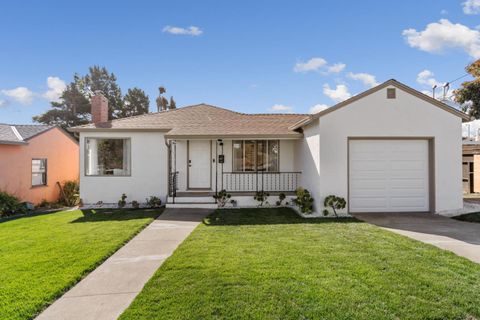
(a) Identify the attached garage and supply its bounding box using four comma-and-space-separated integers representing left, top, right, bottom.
293, 79, 470, 215
349, 139, 431, 213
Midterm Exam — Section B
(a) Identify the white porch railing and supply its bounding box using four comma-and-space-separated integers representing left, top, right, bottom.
221, 172, 301, 192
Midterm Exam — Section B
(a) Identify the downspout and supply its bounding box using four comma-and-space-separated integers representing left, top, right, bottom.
164, 137, 174, 204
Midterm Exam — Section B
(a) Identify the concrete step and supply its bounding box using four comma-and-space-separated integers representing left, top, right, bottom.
166, 203, 218, 209
167, 196, 215, 203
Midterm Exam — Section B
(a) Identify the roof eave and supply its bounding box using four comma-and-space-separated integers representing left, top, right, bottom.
165, 133, 304, 140
69, 127, 172, 133
0, 140, 28, 145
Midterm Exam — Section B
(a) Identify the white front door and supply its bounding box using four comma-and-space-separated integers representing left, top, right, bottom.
349, 139, 430, 213
188, 140, 211, 189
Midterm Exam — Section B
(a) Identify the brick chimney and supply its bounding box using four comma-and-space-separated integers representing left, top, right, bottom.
91, 91, 108, 123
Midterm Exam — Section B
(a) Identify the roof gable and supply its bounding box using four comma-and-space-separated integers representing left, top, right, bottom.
291, 79, 471, 130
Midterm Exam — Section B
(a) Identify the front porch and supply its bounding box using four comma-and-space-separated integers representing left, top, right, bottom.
166, 138, 302, 207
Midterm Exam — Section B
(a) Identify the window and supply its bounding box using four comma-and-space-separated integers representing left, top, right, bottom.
32, 159, 47, 186
387, 88, 396, 99
85, 138, 131, 176
232, 140, 279, 172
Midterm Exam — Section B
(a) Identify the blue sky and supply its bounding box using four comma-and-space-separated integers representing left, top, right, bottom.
1, 0, 479, 123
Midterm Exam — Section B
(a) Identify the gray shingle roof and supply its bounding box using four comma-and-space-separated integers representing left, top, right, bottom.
70, 104, 308, 138
0, 124, 54, 145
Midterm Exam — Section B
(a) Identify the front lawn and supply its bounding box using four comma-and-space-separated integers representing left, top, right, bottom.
453, 212, 480, 223
0, 208, 163, 320
121, 208, 480, 320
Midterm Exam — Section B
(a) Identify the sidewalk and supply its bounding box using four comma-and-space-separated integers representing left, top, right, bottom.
36, 208, 212, 320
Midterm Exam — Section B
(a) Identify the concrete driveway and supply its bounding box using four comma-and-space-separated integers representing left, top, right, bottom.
354, 212, 480, 264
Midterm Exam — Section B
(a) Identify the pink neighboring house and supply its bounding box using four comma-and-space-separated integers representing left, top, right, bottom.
0, 124, 79, 204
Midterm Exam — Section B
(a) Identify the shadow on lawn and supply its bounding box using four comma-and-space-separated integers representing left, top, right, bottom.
203, 207, 360, 226
70, 208, 163, 223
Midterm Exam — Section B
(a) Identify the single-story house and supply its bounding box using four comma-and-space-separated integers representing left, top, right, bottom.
70, 79, 469, 215
0, 124, 79, 204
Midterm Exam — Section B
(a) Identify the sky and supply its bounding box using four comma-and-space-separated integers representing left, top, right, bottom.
1, 0, 480, 124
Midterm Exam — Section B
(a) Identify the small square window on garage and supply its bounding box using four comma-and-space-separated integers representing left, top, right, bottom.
32, 158, 47, 186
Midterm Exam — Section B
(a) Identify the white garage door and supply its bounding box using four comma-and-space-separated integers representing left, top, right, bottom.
349, 140, 429, 213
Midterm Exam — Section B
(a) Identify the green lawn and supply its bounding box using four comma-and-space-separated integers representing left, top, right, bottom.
453, 212, 480, 223
0, 208, 163, 320
121, 208, 480, 320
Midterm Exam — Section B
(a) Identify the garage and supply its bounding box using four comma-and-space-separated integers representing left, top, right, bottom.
349, 139, 430, 213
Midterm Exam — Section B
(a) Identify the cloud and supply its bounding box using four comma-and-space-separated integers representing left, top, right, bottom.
416, 70, 442, 87
463, 0, 480, 14
347, 72, 379, 88
441, 9, 448, 15
268, 104, 294, 113
162, 25, 203, 36
0, 99, 7, 107
323, 84, 351, 103
309, 104, 329, 114
42, 76, 66, 102
294, 57, 327, 73
402, 19, 480, 58
327, 63, 346, 74
1, 87, 34, 105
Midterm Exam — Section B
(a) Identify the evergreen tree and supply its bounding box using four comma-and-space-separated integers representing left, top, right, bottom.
122, 88, 150, 117
33, 66, 151, 127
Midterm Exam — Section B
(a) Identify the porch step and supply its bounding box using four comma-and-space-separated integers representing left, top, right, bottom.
166, 202, 218, 209
167, 196, 215, 203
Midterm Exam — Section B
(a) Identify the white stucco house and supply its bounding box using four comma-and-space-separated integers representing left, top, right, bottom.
70, 79, 470, 215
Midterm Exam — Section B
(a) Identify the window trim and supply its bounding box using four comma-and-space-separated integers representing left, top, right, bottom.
84, 137, 132, 177
232, 140, 280, 173
31, 158, 47, 187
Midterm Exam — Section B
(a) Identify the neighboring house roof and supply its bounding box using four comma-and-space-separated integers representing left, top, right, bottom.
290, 79, 472, 130
70, 104, 308, 138
0, 124, 77, 145
463, 141, 480, 155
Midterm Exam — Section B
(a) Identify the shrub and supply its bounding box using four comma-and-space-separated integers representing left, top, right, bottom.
276, 193, 286, 206
254, 191, 269, 207
323, 195, 346, 217
58, 180, 80, 206
213, 190, 231, 207
146, 196, 162, 208
0, 191, 27, 217
118, 193, 127, 208
293, 187, 314, 214
131, 200, 140, 209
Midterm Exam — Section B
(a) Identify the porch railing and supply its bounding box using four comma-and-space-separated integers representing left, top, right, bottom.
168, 171, 178, 198
222, 172, 301, 193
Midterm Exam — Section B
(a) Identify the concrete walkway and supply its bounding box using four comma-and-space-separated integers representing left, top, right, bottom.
354, 212, 480, 264
37, 208, 212, 320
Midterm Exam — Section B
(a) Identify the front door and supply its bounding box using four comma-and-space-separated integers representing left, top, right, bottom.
188, 140, 211, 189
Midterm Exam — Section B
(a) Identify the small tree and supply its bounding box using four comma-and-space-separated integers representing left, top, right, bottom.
213, 190, 231, 207
254, 191, 269, 206
323, 195, 346, 217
